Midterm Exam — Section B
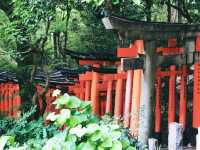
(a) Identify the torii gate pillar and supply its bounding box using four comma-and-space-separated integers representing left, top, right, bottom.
139, 41, 157, 144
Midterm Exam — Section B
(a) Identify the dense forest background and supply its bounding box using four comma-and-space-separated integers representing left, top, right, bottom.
0, 0, 199, 113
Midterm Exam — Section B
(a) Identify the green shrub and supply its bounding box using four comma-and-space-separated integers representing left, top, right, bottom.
0, 92, 138, 150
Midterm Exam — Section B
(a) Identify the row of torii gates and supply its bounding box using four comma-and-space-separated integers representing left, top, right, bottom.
68, 16, 200, 148
1, 16, 200, 148
67, 37, 199, 143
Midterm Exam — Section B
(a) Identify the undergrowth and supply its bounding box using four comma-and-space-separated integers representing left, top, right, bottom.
0, 91, 140, 150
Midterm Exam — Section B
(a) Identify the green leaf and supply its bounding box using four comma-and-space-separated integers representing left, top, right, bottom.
67, 96, 81, 108
97, 146, 104, 150
61, 141, 76, 150
111, 140, 122, 150
0, 9, 10, 25
77, 142, 96, 150
111, 131, 121, 141
46, 112, 58, 121
67, 134, 77, 143
97, 0, 104, 6
55, 109, 71, 127
101, 137, 112, 148
53, 95, 70, 109
73, 113, 88, 124
69, 125, 87, 138
66, 113, 88, 128
8, 146, 28, 150
86, 123, 100, 134
109, 124, 120, 130
66, 116, 79, 127
121, 138, 130, 149
90, 130, 102, 141
0, 136, 15, 149
126, 146, 137, 150
80, 101, 91, 110
112, 0, 119, 5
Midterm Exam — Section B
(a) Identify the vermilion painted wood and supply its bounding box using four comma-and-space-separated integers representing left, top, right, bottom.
155, 68, 161, 133
100, 99, 106, 116
193, 37, 200, 128
12, 84, 21, 117
8, 83, 13, 116
196, 36, 200, 51
1, 84, 5, 115
123, 70, 133, 128
156, 70, 183, 77
79, 60, 115, 66
4, 84, 9, 115
79, 81, 85, 100
168, 38, 177, 48
193, 62, 200, 128
91, 71, 100, 115
79, 72, 92, 81
156, 47, 184, 56
106, 80, 113, 115
117, 45, 138, 58
114, 77, 124, 120
130, 69, 142, 136
135, 40, 145, 54
168, 65, 176, 124
179, 65, 187, 129
156, 38, 183, 56
44, 90, 50, 114
85, 81, 91, 100
117, 40, 145, 58
36, 84, 42, 112
0, 83, 3, 115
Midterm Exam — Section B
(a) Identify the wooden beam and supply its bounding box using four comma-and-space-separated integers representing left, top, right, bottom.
168, 65, 176, 124
121, 57, 144, 71
106, 80, 113, 115
91, 72, 100, 115
179, 65, 187, 129
130, 69, 142, 136
123, 70, 133, 127
155, 68, 161, 133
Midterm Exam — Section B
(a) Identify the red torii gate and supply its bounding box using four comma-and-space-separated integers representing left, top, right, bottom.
117, 40, 144, 136
193, 36, 200, 128
0, 83, 21, 117
154, 38, 188, 133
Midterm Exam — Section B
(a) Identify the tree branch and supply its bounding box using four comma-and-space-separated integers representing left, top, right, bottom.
164, 0, 193, 22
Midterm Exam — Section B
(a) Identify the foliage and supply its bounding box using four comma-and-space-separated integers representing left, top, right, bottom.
0, 0, 118, 113
43, 93, 138, 150
0, 92, 138, 150
0, 106, 58, 150
85, 0, 200, 23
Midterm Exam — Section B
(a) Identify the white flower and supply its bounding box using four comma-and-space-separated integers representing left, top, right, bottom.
69, 125, 87, 138
46, 112, 58, 121
52, 89, 61, 97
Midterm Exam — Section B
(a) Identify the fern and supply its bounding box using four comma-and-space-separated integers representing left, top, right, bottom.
0, 106, 58, 147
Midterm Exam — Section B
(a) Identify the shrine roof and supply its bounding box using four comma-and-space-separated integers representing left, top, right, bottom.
102, 15, 200, 40
65, 49, 119, 62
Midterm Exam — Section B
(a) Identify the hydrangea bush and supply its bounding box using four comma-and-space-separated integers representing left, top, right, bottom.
0, 91, 138, 150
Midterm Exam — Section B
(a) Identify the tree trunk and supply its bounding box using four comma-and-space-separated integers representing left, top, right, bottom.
177, 0, 182, 23
167, 0, 171, 22
16, 64, 36, 113
144, 0, 152, 21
